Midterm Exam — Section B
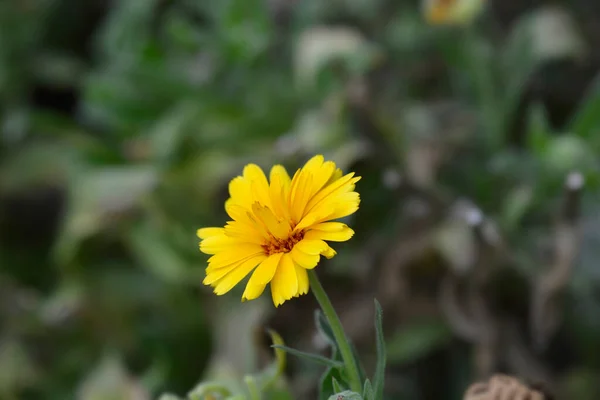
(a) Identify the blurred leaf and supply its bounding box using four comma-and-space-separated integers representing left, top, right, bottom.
77, 355, 149, 400
253, 330, 288, 391
0, 141, 81, 190
526, 103, 552, 156
315, 310, 341, 359
126, 222, 193, 284
95, 0, 160, 62
568, 73, 600, 143
542, 135, 596, 176
188, 381, 236, 400
158, 395, 182, 400
0, 339, 38, 396
386, 319, 453, 365
214, 0, 273, 63
294, 26, 374, 90
372, 300, 386, 400
500, 13, 537, 133
528, 6, 588, 63
53, 166, 158, 266
501, 185, 534, 233
147, 100, 199, 166
271, 345, 343, 369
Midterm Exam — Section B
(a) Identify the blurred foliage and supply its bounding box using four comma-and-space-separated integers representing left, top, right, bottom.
2, 0, 600, 399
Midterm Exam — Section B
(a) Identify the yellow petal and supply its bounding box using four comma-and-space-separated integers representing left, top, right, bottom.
206, 244, 264, 269
204, 254, 266, 285
311, 161, 336, 193
247, 253, 283, 285
211, 254, 266, 295
244, 164, 271, 207
322, 193, 360, 221
305, 173, 360, 214
304, 223, 354, 242
270, 164, 291, 185
197, 227, 225, 239
224, 221, 264, 244
293, 211, 326, 232
252, 203, 291, 240
200, 234, 248, 254
228, 176, 253, 208
294, 239, 328, 255
321, 243, 337, 259
269, 165, 291, 220
242, 282, 267, 301
294, 263, 309, 296
305, 192, 360, 225
290, 245, 320, 269
290, 172, 313, 223
327, 168, 343, 185
270, 253, 298, 306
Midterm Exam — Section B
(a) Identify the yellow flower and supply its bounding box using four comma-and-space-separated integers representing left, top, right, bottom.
423, 0, 486, 25
197, 155, 360, 307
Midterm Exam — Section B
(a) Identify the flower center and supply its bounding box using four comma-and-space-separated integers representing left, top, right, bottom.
262, 231, 304, 255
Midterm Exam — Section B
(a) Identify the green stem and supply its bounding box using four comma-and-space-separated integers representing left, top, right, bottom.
308, 270, 362, 393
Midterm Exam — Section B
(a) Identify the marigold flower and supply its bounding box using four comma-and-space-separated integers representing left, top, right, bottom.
197, 155, 360, 307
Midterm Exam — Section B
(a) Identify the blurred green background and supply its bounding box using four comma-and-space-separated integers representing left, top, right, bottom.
2, 0, 600, 399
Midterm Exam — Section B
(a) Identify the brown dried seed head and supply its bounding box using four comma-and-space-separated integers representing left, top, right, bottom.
463, 374, 546, 400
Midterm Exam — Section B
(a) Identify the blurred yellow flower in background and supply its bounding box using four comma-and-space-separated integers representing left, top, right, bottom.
423, 0, 486, 25
197, 155, 360, 307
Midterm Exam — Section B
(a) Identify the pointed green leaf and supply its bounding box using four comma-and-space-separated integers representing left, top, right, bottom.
320, 367, 346, 400
373, 299, 386, 400
315, 310, 338, 349
362, 379, 375, 400
271, 345, 343, 369
332, 376, 345, 393
568, 73, 600, 142
350, 342, 367, 383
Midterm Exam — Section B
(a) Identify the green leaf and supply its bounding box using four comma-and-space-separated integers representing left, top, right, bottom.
271, 345, 343, 369
127, 222, 191, 284
332, 376, 345, 393
526, 102, 552, 156
147, 100, 199, 166
188, 382, 235, 400
372, 300, 386, 400
500, 12, 537, 133
568, 73, 600, 142
350, 342, 368, 384
327, 390, 363, 400
158, 395, 182, 400
320, 367, 346, 400
386, 319, 453, 365
52, 166, 159, 267
315, 310, 341, 360
253, 330, 287, 391
362, 379, 374, 400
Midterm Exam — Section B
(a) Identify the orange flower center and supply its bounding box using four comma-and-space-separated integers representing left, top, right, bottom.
262, 231, 304, 255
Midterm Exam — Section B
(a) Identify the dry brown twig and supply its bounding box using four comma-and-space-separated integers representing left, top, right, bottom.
530, 172, 584, 351
437, 202, 503, 377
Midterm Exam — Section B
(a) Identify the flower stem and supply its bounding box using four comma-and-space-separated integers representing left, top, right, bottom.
308, 270, 362, 393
